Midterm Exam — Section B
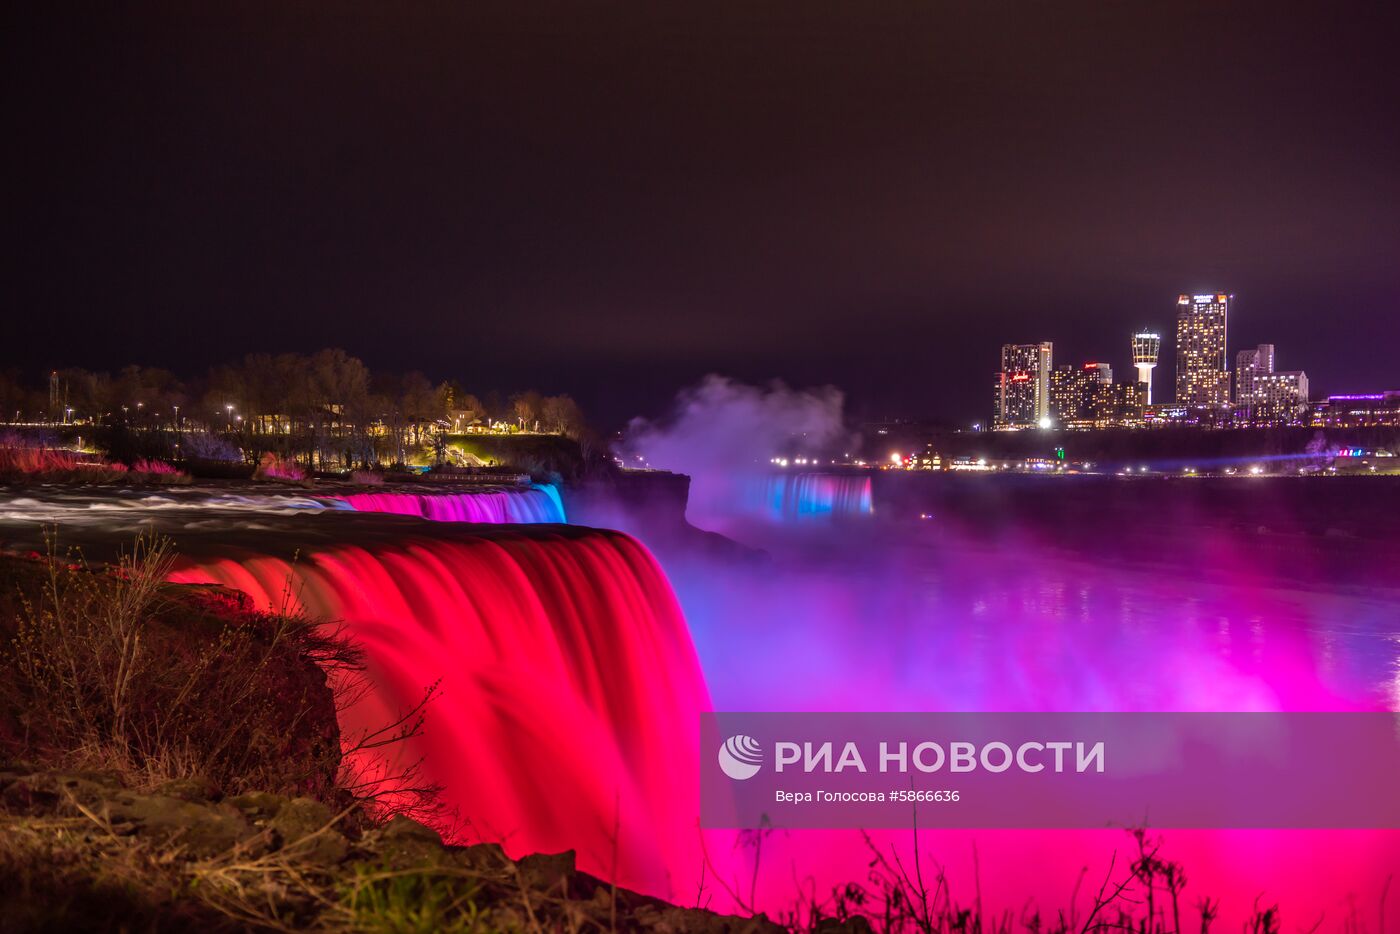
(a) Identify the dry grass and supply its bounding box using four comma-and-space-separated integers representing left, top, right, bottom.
700, 822, 1391, 934
0, 781, 250, 932
1, 534, 351, 801
5, 791, 1390, 934
0, 530, 455, 832
0, 783, 741, 934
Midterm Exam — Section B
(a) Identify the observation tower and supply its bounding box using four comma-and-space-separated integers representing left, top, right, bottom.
1132, 331, 1161, 404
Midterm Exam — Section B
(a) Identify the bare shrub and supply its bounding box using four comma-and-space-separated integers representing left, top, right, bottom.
179, 431, 244, 463
0, 535, 354, 800
131, 458, 188, 480
253, 451, 308, 482
333, 673, 449, 829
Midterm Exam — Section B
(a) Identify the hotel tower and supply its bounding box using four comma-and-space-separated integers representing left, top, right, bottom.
1175, 293, 1230, 408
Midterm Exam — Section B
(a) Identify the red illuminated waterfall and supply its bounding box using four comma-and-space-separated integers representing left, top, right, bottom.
167, 526, 707, 897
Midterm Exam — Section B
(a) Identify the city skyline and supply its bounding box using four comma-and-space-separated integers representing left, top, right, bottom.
6, 286, 1388, 433
990, 288, 1371, 429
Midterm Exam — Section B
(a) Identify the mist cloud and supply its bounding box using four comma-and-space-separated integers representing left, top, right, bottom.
626, 375, 852, 530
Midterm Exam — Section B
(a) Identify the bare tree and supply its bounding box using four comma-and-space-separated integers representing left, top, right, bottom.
541, 394, 585, 438
510, 390, 544, 431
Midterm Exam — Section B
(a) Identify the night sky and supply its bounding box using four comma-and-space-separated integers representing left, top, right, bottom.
6, 3, 1398, 428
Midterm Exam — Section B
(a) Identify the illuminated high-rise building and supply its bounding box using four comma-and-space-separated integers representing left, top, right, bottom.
1236, 343, 1308, 423
1085, 364, 1114, 424
1235, 343, 1275, 404
1131, 332, 1161, 403
1084, 361, 1112, 385
994, 342, 1053, 429
1108, 380, 1147, 426
1049, 361, 1114, 428
1049, 365, 1082, 425
1175, 293, 1230, 408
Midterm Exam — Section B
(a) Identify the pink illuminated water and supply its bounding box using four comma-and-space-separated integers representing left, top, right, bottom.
337, 486, 565, 524
665, 477, 1400, 927
670, 528, 1399, 926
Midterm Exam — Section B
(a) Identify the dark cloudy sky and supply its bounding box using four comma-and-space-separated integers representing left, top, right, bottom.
5, 3, 1398, 427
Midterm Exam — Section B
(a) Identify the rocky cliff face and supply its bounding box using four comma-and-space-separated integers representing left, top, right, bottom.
565, 470, 764, 567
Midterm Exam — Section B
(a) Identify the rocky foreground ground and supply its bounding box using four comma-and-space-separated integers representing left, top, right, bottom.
0, 767, 814, 933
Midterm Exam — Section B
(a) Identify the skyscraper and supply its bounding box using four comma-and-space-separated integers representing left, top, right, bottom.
1131, 331, 1161, 403
1107, 380, 1147, 427
1236, 343, 1308, 423
1050, 362, 1114, 427
1235, 343, 1275, 403
1175, 293, 1230, 408
1049, 365, 1085, 426
1237, 345, 1271, 389
1084, 363, 1114, 425
995, 342, 1053, 429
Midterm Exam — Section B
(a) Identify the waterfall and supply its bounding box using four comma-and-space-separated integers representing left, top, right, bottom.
753, 472, 873, 521
167, 525, 707, 898
336, 484, 566, 524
